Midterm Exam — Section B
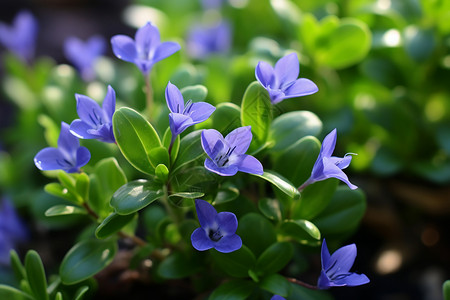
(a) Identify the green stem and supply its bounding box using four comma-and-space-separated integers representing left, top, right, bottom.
145, 74, 154, 120
161, 184, 180, 225
287, 277, 318, 290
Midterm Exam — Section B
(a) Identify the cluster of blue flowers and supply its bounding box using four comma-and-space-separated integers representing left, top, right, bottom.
0, 10, 370, 293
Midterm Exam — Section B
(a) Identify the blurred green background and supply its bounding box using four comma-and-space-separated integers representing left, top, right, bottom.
0, 0, 449, 299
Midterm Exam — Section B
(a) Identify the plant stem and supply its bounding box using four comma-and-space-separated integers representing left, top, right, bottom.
145, 74, 154, 121
287, 277, 318, 290
118, 231, 147, 247
82, 202, 99, 220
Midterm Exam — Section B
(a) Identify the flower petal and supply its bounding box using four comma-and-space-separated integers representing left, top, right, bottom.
57, 122, 79, 156
135, 22, 160, 58
268, 88, 285, 104
195, 199, 218, 229
165, 82, 185, 113
236, 154, 263, 175
75, 94, 105, 128
284, 78, 318, 98
224, 126, 252, 155
76, 146, 91, 168
214, 234, 242, 253
255, 61, 275, 88
328, 154, 353, 170
201, 129, 225, 158
153, 41, 181, 63
169, 113, 194, 137
216, 212, 238, 236
320, 129, 337, 158
322, 157, 358, 190
102, 85, 116, 121
333, 272, 370, 287
274, 53, 299, 87
111, 35, 137, 62
191, 227, 214, 251
321, 239, 332, 271
189, 102, 216, 123
70, 120, 99, 140
204, 158, 238, 176
34, 147, 67, 171
317, 270, 333, 289
328, 243, 357, 275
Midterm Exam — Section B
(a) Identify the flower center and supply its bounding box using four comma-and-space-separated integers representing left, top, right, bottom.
89, 108, 103, 127
208, 228, 223, 242
214, 146, 236, 167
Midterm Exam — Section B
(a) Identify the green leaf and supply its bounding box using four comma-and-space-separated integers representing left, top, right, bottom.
157, 252, 201, 279
180, 84, 208, 101
10, 250, 26, 281
44, 183, 78, 203
162, 127, 180, 164
237, 213, 277, 257
95, 212, 137, 239
258, 198, 282, 221
75, 173, 90, 203
444, 280, 450, 300
155, 164, 169, 183
312, 187, 366, 236
0, 285, 34, 300
110, 179, 164, 215
292, 179, 338, 220
89, 158, 127, 218
255, 170, 300, 200
148, 147, 170, 172
45, 205, 87, 217
37, 114, 59, 148
74, 286, 89, 300
259, 274, 291, 297
214, 185, 240, 205
171, 130, 204, 174
168, 192, 204, 207
280, 220, 321, 246
273, 136, 321, 187
60, 239, 117, 285
196, 102, 241, 134
25, 250, 49, 300
209, 280, 255, 300
57, 171, 81, 203
210, 246, 256, 278
241, 81, 272, 151
170, 166, 218, 199
55, 292, 63, 300
255, 242, 293, 276
269, 111, 322, 151
113, 107, 162, 174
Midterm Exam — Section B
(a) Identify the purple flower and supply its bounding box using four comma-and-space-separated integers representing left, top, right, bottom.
0, 198, 28, 265
0, 10, 38, 62
299, 129, 357, 191
166, 82, 215, 141
111, 22, 180, 76
191, 199, 242, 253
318, 239, 370, 289
186, 20, 231, 60
34, 122, 91, 173
69, 85, 116, 143
201, 126, 263, 176
64, 35, 106, 81
255, 53, 318, 104
201, 0, 227, 10
271, 296, 286, 300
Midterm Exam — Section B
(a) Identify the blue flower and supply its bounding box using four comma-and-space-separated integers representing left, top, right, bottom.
0, 10, 38, 62
64, 35, 105, 81
34, 122, 91, 173
299, 128, 357, 191
270, 296, 286, 300
191, 199, 242, 253
255, 53, 318, 104
0, 197, 28, 265
318, 239, 370, 289
70, 85, 116, 143
201, 126, 263, 176
111, 22, 180, 76
166, 82, 215, 141
186, 20, 231, 60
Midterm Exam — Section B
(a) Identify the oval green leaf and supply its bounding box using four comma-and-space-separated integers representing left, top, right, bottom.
237, 213, 277, 257
280, 219, 321, 246
259, 273, 291, 297
45, 205, 87, 217
255, 170, 300, 200
171, 130, 205, 174
113, 107, 162, 174
180, 84, 208, 101
209, 280, 255, 300
0, 285, 34, 300
110, 179, 164, 215
241, 81, 272, 151
210, 245, 256, 278
95, 212, 137, 239
255, 242, 294, 276
25, 250, 49, 300
60, 239, 117, 285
